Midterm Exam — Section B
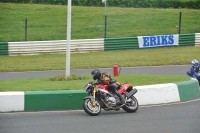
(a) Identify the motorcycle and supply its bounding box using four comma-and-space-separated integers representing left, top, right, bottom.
83, 82, 139, 116
187, 70, 200, 85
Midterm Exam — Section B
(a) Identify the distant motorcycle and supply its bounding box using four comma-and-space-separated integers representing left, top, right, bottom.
83, 82, 138, 116
187, 70, 200, 85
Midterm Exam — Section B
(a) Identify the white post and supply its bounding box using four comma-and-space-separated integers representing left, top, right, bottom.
105, 0, 107, 15
102, 0, 107, 14
66, 0, 71, 77
102, 0, 107, 38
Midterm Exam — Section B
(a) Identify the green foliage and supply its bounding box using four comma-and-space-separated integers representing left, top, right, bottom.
0, 74, 190, 91
49, 74, 89, 81
1, 46, 200, 72
0, 3, 199, 42
0, 0, 199, 9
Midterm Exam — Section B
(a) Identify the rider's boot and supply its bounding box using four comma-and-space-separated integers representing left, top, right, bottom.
116, 92, 125, 106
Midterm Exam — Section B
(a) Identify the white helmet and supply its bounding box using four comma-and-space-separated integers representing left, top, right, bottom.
192, 59, 199, 68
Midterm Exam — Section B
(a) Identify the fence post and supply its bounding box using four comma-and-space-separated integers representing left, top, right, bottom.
25, 18, 27, 41
178, 12, 182, 34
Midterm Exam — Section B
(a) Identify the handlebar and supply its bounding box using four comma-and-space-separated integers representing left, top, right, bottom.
88, 81, 101, 86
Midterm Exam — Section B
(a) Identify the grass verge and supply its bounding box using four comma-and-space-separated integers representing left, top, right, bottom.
0, 46, 199, 72
0, 3, 199, 41
0, 74, 190, 92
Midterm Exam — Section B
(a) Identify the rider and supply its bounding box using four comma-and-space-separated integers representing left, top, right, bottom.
91, 68, 125, 105
187, 59, 200, 83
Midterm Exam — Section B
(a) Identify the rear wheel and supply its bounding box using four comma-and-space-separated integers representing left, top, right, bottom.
83, 99, 101, 116
122, 96, 138, 113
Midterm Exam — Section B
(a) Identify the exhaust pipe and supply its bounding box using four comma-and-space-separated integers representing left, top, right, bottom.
127, 89, 137, 98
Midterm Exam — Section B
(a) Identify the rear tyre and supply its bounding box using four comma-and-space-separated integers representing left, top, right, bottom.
83, 99, 101, 116
122, 96, 138, 113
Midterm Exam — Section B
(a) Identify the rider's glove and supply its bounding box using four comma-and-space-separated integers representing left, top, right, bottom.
93, 81, 101, 85
88, 81, 93, 84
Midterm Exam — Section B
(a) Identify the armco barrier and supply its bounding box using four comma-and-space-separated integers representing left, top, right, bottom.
1, 33, 200, 56
104, 37, 139, 51
8, 39, 104, 56
24, 90, 87, 111
175, 78, 200, 101
134, 83, 180, 105
0, 42, 8, 55
0, 78, 200, 112
0, 91, 24, 112
179, 34, 195, 46
195, 33, 200, 46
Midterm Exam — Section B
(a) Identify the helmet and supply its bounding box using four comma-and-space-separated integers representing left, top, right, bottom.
192, 59, 199, 68
91, 68, 100, 80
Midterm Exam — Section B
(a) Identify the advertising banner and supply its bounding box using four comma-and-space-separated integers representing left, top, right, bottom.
138, 34, 179, 48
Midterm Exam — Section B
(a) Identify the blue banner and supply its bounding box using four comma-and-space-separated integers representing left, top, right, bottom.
138, 34, 179, 48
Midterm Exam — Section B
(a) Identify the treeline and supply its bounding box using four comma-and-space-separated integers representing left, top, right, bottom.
1, 0, 200, 9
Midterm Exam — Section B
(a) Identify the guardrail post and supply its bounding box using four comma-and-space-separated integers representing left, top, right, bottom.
178, 12, 182, 34
25, 18, 28, 41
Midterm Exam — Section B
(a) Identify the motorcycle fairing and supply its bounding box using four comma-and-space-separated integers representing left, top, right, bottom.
97, 83, 132, 94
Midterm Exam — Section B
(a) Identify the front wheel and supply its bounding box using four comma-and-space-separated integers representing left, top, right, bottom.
122, 95, 139, 113
83, 98, 101, 116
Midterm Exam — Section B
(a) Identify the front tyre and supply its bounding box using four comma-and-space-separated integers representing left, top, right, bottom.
122, 96, 139, 113
83, 99, 101, 116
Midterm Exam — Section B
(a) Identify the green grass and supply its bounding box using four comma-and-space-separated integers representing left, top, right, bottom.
0, 46, 195, 92
0, 74, 190, 92
0, 46, 199, 72
0, 3, 197, 92
0, 3, 200, 42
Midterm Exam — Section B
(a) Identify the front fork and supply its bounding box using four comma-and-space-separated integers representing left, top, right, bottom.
92, 85, 97, 106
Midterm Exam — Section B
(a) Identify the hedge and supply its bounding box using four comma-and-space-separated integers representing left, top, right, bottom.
0, 0, 200, 9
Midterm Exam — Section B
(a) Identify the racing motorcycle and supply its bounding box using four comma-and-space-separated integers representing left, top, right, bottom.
187, 70, 200, 85
83, 82, 138, 116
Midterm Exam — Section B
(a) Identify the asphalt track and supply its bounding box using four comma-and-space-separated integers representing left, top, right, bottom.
0, 99, 200, 133
0, 65, 190, 80
0, 65, 200, 133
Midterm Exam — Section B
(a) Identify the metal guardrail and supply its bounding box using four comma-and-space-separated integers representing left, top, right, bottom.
104, 37, 139, 51
0, 42, 8, 55
179, 33, 195, 46
1, 33, 200, 56
195, 33, 200, 46
8, 38, 104, 56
